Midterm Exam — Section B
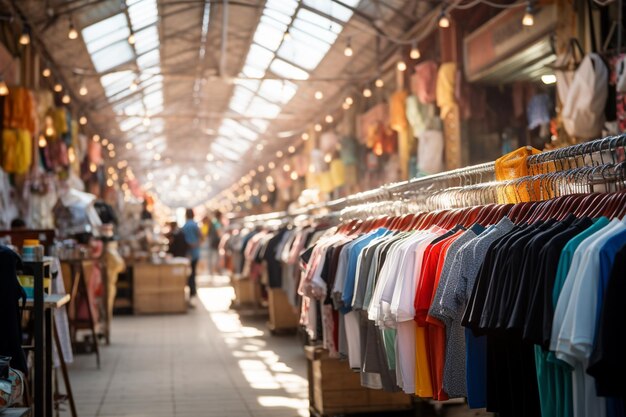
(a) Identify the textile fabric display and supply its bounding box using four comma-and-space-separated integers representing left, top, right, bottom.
417, 130, 444, 175
2, 87, 37, 133
1, 129, 32, 174
436, 63, 457, 120
294, 190, 626, 417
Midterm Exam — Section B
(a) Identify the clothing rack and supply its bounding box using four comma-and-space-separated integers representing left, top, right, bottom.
236, 134, 625, 225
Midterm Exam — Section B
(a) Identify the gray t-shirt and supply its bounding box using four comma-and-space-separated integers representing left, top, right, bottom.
437, 217, 515, 397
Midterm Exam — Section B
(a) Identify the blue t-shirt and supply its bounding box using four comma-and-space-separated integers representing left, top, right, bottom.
182, 220, 201, 261
340, 228, 388, 313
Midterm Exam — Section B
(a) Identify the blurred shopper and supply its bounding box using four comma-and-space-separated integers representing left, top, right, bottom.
207, 210, 223, 275
181, 209, 201, 305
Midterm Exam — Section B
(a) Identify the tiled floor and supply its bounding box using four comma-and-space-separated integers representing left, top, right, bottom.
60, 276, 309, 417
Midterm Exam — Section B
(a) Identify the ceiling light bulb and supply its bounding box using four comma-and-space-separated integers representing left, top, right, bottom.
363, 87, 372, 98
154, 153, 161, 161
325, 114, 334, 123
129, 79, 138, 92
256, 143, 264, 151
439, 13, 450, 28
68, 21, 78, 40
288, 145, 296, 153
0, 80, 8, 96
107, 143, 114, 151
93, 134, 100, 142
258, 165, 265, 172
38, 135, 47, 148
397, 61, 407, 71
53, 83, 62, 92
324, 153, 332, 163
290, 171, 298, 180
109, 150, 116, 158
19, 30, 30, 46
522, 5, 534, 26
42, 68, 51, 78
61, 93, 71, 104
301, 132, 309, 141
375, 78, 384, 88
345, 96, 353, 106
142, 116, 151, 126
126, 142, 133, 149
344, 38, 353, 57
276, 150, 283, 158
268, 161, 276, 169
79, 84, 88, 96
128, 32, 136, 45
314, 123, 322, 132
102, 138, 109, 146
342, 102, 350, 110
45, 126, 54, 136
89, 163, 97, 173
283, 163, 290, 172
410, 43, 421, 59
79, 115, 87, 125
314, 90, 323, 100
541, 74, 556, 84
206, 153, 214, 161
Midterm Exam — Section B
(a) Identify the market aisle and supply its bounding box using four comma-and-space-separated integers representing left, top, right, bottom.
61, 276, 309, 417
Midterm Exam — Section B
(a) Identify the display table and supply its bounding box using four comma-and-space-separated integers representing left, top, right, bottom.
133, 260, 189, 314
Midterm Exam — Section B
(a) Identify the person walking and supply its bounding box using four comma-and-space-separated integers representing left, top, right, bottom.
207, 210, 223, 275
181, 208, 201, 306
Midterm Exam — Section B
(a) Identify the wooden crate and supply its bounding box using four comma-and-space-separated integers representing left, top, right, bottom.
305, 346, 413, 416
267, 288, 299, 332
133, 262, 187, 314
230, 275, 262, 306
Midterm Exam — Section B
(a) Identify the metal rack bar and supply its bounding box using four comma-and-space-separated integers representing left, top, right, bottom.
236, 134, 625, 224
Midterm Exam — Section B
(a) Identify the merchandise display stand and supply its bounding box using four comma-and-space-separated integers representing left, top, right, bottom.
132, 261, 188, 314
60, 259, 101, 368
21, 258, 67, 417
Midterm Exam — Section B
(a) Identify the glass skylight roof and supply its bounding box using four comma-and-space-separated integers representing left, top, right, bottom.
78, 0, 360, 204
81, 0, 164, 159
216, 0, 359, 154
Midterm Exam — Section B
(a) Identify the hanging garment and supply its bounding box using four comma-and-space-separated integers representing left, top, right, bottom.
320, 131, 339, 153
417, 130, 444, 175
340, 136, 358, 166
3, 87, 36, 133
406, 95, 439, 138
358, 103, 389, 147
411, 60, 438, 104
2, 129, 33, 174
436, 63, 457, 120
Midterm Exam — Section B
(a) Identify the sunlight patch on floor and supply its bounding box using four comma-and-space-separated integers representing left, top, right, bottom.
197, 286, 309, 416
